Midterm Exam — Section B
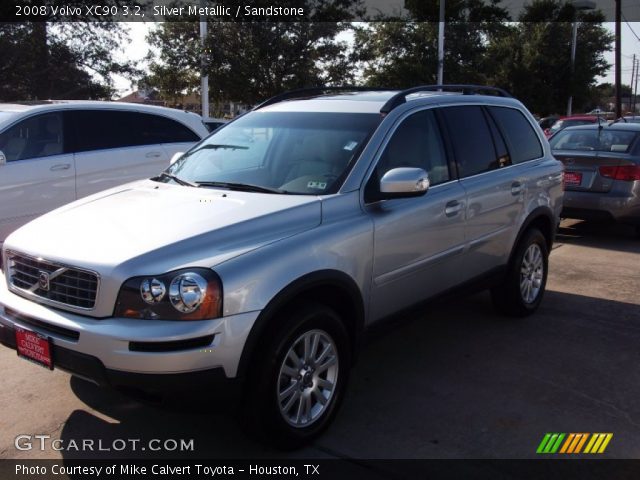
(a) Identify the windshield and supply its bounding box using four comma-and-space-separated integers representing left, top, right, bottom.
549, 128, 638, 153
158, 111, 381, 194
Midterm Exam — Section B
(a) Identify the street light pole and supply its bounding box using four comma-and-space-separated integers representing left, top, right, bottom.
437, 0, 445, 85
615, 0, 622, 117
200, 0, 209, 119
567, 21, 578, 116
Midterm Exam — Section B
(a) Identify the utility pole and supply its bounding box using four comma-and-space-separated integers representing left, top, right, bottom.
200, 0, 209, 119
631, 54, 640, 115
567, 21, 579, 116
615, 0, 622, 117
631, 54, 636, 114
437, 0, 445, 85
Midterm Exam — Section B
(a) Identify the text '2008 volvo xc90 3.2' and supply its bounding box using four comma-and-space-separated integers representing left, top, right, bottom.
0, 85, 563, 448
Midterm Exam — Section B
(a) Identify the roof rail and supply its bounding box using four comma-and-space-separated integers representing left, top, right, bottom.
254, 86, 392, 110
380, 84, 513, 114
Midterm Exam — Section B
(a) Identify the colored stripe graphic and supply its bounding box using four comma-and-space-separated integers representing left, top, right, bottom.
537, 433, 612, 454
584, 433, 614, 454
537, 433, 565, 453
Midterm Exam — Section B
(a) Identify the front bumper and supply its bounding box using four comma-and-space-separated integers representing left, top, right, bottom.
0, 274, 260, 390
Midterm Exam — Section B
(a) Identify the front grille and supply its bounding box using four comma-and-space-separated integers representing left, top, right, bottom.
6, 251, 98, 310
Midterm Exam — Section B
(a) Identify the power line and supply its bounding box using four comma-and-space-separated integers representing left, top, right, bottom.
621, 12, 640, 42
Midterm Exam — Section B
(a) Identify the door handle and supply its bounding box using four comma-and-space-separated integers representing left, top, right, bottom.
511, 182, 523, 195
50, 163, 71, 171
445, 200, 463, 217
146, 152, 162, 158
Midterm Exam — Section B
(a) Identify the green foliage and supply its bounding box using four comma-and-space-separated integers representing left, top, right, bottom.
488, 1, 613, 114
145, 0, 363, 105
0, 19, 135, 101
352, 0, 511, 87
353, 0, 613, 115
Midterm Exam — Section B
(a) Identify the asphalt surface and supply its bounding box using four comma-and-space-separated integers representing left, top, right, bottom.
1, 219, 639, 462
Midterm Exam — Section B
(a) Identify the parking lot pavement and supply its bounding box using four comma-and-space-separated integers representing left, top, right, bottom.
1, 220, 639, 460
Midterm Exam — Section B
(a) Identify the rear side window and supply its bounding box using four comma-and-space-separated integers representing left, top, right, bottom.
488, 107, 543, 164
441, 106, 497, 178
72, 110, 199, 153
133, 113, 200, 144
0, 113, 66, 161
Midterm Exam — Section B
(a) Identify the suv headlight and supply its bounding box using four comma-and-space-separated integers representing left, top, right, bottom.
114, 268, 222, 320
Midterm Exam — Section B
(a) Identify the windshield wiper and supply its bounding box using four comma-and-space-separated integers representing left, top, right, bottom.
155, 171, 198, 187
196, 181, 287, 194
188, 144, 249, 155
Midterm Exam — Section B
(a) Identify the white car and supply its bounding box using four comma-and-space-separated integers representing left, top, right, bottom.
0, 101, 209, 247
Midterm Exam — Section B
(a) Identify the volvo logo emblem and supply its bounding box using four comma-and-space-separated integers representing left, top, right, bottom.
38, 271, 50, 291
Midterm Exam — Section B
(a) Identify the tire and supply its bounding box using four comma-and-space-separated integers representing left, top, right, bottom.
240, 303, 351, 449
491, 228, 549, 317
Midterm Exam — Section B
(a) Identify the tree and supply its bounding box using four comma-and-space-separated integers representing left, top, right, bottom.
352, 0, 511, 87
0, 10, 136, 101
487, 0, 613, 115
145, 0, 363, 107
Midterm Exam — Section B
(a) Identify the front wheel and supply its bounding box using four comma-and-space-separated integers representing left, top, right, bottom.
491, 228, 549, 317
241, 303, 351, 449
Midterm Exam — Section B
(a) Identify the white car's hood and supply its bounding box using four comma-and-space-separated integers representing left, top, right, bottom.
5, 179, 322, 274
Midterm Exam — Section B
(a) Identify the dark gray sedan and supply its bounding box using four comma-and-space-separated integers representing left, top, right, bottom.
550, 123, 640, 234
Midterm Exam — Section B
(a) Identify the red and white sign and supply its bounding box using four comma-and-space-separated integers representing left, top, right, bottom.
15, 328, 53, 370
564, 171, 583, 187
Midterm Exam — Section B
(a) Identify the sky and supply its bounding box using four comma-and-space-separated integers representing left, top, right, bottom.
112, 21, 640, 97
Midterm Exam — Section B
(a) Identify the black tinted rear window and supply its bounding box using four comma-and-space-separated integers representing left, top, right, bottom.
488, 107, 543, 164
72, 110, 199, 152
441, 106, 498, 178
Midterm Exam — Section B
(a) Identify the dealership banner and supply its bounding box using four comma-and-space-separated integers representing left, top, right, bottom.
0, 0, 638, 23
2, 459, 640, 480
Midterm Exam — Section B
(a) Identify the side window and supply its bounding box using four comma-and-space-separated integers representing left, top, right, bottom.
488, 107, 543, 164
484, 111, 512, 168
376, 109, 450, 186
129, 113, 200, 145
73, 110, 134, 152
72, 110, 200, 153
441, 106, 500, 178
0, 113, 64, 161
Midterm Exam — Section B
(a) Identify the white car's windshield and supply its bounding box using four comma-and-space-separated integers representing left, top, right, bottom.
158, 111, 382, 194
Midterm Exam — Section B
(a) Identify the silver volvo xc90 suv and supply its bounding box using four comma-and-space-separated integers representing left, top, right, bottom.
0, 86, 564, 447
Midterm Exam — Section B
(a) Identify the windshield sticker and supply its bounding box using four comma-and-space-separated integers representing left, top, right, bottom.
343, 141, 358, 151
307, 181, 327, 190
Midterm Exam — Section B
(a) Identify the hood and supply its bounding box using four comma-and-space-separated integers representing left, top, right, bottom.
5, 179, 322, 274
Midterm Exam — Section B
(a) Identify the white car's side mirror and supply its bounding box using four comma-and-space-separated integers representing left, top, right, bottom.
170, 152, 184, 165
0, 150, 6, 166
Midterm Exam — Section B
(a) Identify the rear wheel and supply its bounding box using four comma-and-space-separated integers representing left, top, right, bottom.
241, 303, 350, 449
491, 228, 549, 317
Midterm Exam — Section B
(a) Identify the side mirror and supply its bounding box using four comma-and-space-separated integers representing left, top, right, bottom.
379, 167, 429, 198
0, 150, 6, 166
170, 152, 184, 165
